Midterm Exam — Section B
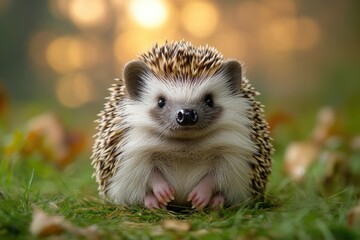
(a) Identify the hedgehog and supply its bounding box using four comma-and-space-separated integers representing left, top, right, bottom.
91, 41, 273, 210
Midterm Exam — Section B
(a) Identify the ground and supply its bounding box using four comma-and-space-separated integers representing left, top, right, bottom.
0, 110, 360, 240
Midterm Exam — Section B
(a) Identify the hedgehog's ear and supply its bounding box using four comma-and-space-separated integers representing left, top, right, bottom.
123, 60, 150, 100
219, 60, 243, 95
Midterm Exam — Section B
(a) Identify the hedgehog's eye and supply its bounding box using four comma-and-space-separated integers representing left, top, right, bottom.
158, 97, 166, 108
205, 94, 214, 107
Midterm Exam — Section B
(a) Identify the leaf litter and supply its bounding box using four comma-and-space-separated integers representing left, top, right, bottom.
30, 207, 100, 239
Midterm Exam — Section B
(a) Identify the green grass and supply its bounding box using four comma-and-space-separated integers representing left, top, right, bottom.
0, 125, 360, 240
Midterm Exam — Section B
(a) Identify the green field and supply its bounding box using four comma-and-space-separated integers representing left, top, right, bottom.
1, 109, 359, 240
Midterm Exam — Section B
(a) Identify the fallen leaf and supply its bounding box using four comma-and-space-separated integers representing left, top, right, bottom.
311, 107, 342, 144
283, 107, 345, 182
25, 113, 86, 168
348, 202, 360, 229
30, 207, 100, 239
283, 141, 320, 181
161, 219, 191, 232
60, 130, 87, 167
30, 207, 66, 237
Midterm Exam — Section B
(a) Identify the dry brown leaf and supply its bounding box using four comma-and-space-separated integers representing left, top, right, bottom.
283, 107, 348, 183
59, 130, 87, 167
283, 141, 320, 181
311, 107, 342, 144
348, 202, 360, 229
25, 113, 86, 168
161, 219, 191, 232
30, 207, 66, 237
30, 207, 100, 239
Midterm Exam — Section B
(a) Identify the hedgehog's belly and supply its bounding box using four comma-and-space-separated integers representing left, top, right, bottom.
155, 152, 213, 205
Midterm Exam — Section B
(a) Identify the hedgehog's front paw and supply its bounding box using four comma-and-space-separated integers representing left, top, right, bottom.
150, 171, 175, 206
210, 194, 225, 209
187, 175, 214, 210
145, 193, 166, 209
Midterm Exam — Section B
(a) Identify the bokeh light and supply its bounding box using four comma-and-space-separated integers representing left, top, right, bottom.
45, 36, 101, 74
259, 17, 298, 52
259, 17, 321, 52
181, 1, 219, 38
237, 2, 273, 31
263, 0, 296, 16
113, 30, 176, 65
46, 37, 84, 73
114, 31, 147, 63
2, 0, 357, 111
31, 0, 325, 108
296, 17, 321, 50
129, 0, 168, 28
56, 73, 95, 108
68, 0, 108, 29
211, 29, 247, 59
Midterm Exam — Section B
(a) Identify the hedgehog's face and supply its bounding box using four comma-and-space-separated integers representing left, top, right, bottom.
123, 60, 248, 139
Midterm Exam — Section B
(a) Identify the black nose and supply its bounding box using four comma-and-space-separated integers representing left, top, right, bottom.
176, 109, 198, 126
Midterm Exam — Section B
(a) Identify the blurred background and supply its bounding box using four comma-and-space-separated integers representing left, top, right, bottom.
0, 0, 360, 171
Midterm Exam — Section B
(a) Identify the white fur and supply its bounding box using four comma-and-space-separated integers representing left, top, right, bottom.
108, 72, 256, 206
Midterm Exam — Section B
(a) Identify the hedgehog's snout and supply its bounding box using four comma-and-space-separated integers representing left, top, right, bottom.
176, 109, 198, 126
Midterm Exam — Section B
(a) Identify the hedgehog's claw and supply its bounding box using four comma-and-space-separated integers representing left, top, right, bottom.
187, 174, 214, 210
210, 194, 225, 210
145, 193, 166, 209
150, 170, 175, 206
